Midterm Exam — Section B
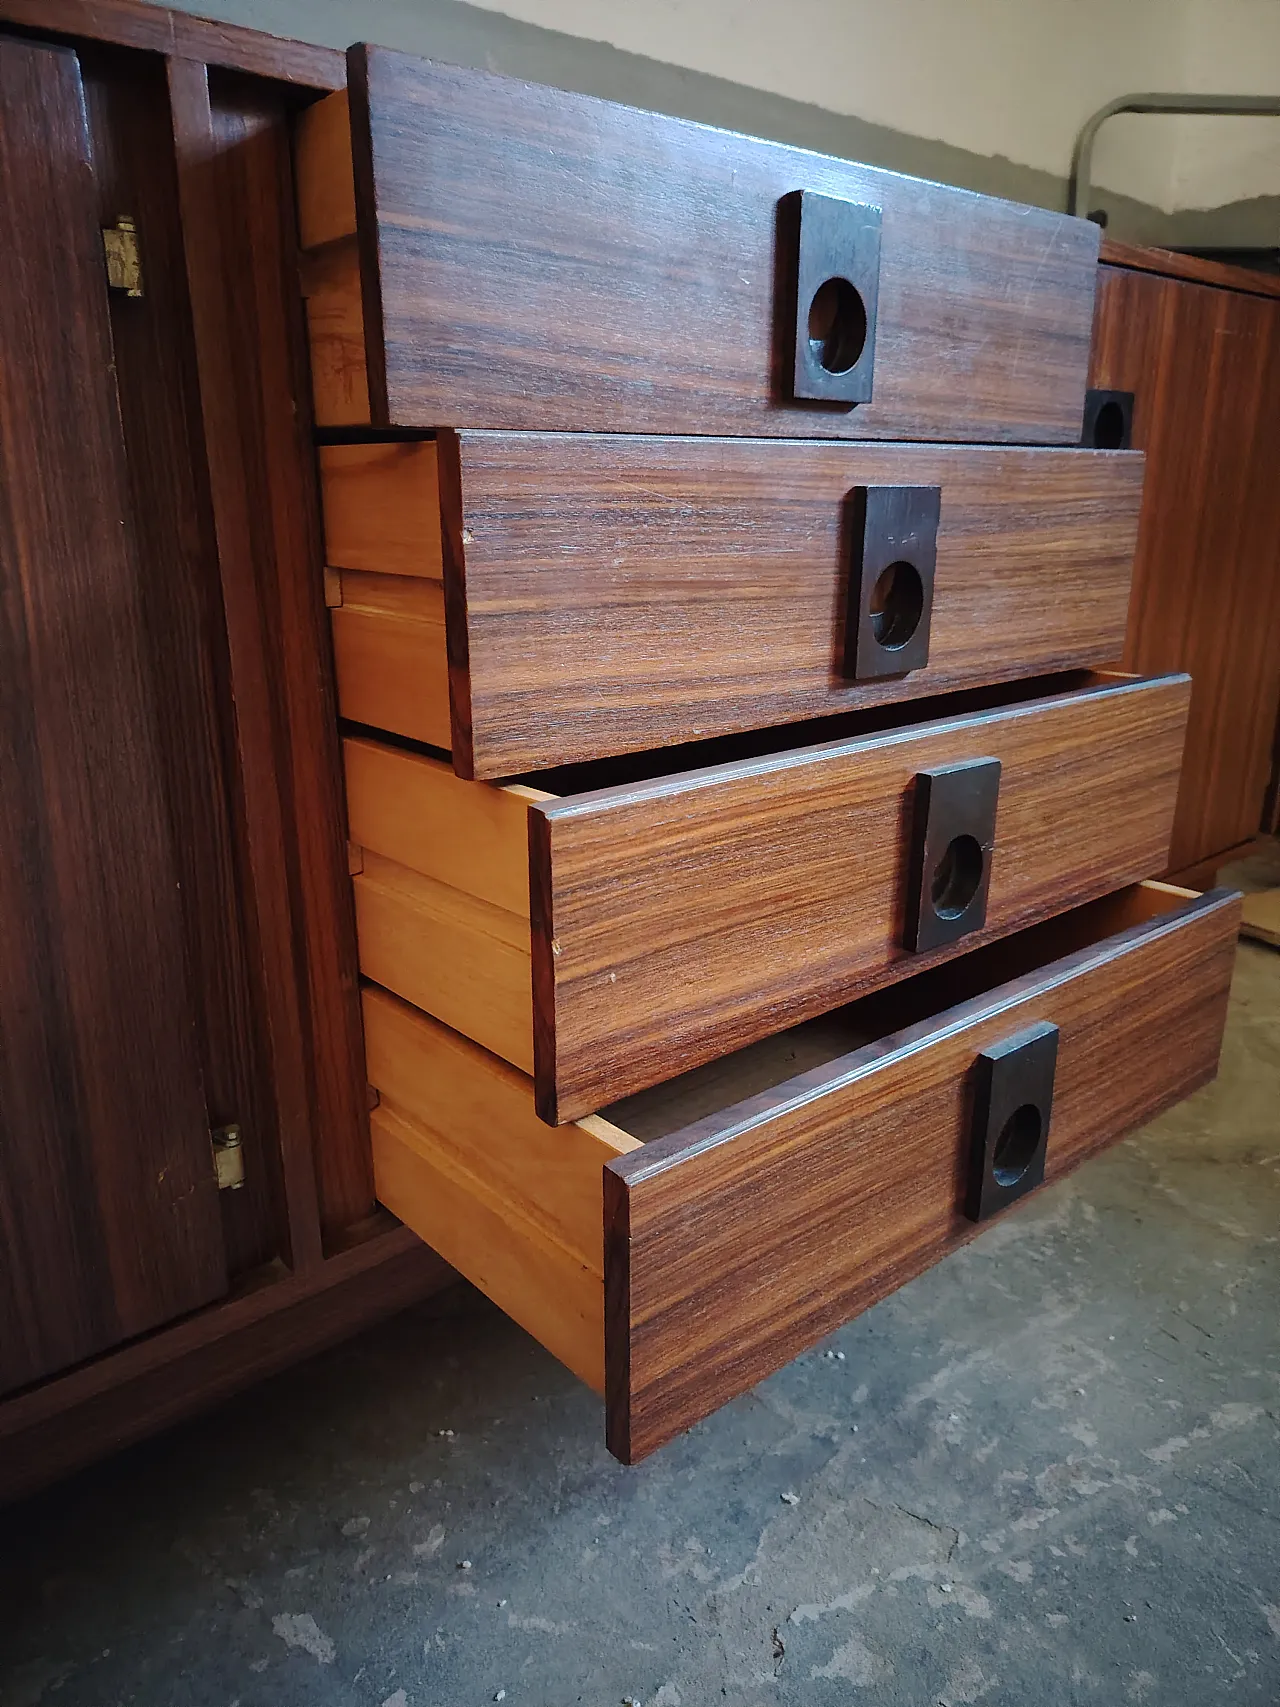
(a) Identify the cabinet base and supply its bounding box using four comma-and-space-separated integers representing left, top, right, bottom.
0, 1225, 451, 1506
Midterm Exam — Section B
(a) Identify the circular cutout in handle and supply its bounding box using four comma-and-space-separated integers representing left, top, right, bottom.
869, 561, 925, 651
992, 1103, 1043, 1186
930, 834, 985, 920
807, 276, 867, 374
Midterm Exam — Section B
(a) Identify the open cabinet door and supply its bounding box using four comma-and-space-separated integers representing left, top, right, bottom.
0, 34, 227, 1394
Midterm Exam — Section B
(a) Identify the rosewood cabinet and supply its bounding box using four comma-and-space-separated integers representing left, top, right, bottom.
0, 35, 228, 1394
0, 7, 444, 1505
0, 2, 1243, 1490
1090, 242, 1280, 875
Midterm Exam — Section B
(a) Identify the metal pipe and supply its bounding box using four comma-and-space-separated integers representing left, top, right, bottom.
1070, 92, 1280, 221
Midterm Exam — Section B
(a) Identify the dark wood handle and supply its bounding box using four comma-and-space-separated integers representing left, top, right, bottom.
966, 1020, 1060, 1221
903, 756, 1001, 953
846, 483, 940, 680
789, 189, 882, 404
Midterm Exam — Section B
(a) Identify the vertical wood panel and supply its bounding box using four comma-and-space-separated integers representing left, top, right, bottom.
167, 58, 373, 1254
80, 43, 286, 1277
1090, 264, 1280, 868
0, 35, 226, 1393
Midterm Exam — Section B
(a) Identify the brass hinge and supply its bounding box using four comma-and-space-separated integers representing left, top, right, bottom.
211, 1124, 246, 1191
102, 215, 143, 297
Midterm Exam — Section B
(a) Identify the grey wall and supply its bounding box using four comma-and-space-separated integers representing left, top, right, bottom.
173, 0, 1275, 249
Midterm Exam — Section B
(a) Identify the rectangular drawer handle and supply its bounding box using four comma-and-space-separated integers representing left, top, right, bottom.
903, 756, 1001, 953
966, 1020, 1060, 1222
846, 484, 941, 680
786, 190, 882, 404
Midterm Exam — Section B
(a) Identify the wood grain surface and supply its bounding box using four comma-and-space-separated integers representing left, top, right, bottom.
319, 440, 441, 576
1090, 264, 1280, 869
1101, 237, 1280, 303
344, 674, 1190, 1121
0, 36, 226, 1395
318, 56, 1099, 439
531, 672, 1190, 1119
80, 45, 283, 1279
440, 433, 1145, 775
171, 64, 376, 1245
0, 1222, 447, 1505
299, 234, 370, 427
344, 735, 547, 916
0, 0, 344, 88
353, 849, 535, 1073
603, 885, 1241, 1461
295, 86, 356, 248
331, 570, 451, 749
363, 984, 636, 1392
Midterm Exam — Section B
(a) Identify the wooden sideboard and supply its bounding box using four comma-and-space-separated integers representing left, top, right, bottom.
0, 0, 1252, 1495
1092, 239, 1280, 877
0, 2, 449, 1506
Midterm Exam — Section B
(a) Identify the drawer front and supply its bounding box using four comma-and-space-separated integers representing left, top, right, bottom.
531, 674, 1190, 1120
297, 55, 1099, 441
604, 886, 1240, 1461
322, 433, 1145, 777
346, 674, 1191, 1123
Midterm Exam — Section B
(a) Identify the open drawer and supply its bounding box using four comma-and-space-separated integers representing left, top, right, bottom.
319, 434, 1144, 777
345, 670, 1190, 1122
365, 882, 1240, 1462
294, 58, 1099, 443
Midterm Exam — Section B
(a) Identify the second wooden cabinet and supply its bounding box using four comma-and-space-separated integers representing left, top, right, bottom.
1090, 246, 1280, 874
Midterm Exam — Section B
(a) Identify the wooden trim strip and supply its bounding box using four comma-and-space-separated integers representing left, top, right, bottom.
166, 55, 324, 1270
436, 428, 478, 775
1100, 237, 1280, 302
1, 0, 344, 88
168, 59, 377, 1245
345, 49, 391, 426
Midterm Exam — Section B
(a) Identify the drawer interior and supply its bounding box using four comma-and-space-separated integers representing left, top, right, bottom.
365, 880, 1239, 1459
599, 882, 1205, 1138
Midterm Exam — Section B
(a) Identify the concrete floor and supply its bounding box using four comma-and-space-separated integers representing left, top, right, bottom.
2, 858, 1278, 1707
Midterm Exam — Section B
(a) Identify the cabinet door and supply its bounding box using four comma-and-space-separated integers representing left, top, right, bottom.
1090, 264, 1280, 870
0, 36, 227, 1394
